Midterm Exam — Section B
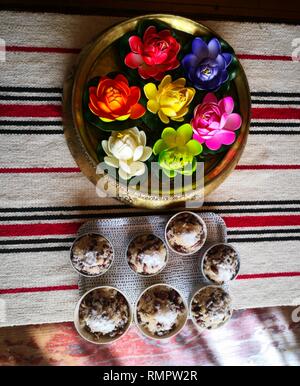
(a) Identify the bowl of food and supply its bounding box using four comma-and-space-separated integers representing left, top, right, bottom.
201, 243, 240, 284
165, 211, 207, 255
70, 233, 114, 277
126, 233, 168, 276
135, 283, 188, 339
74, 286, 132, 344
63, 14, 250, 209
190, 285, 233, 331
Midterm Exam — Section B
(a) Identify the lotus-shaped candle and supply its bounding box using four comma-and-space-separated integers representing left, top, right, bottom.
182, 37, 233, 91
144, 75, 195, 124
191, 93, 242, 151
88, 74, 145, 122
153, 123, 203, 177
124, 26, 181, 80
102, 127, 152, 180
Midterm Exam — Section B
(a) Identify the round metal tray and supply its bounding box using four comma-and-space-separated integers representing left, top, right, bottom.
63, 14, 251, 209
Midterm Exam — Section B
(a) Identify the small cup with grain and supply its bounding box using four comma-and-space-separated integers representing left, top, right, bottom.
201, 243, 240, 284
165, 211, 207, 256
135, 284, 188, 340
190, 285, 233, 331
70, 233, 114, 277
126, 233, 168, 276
74, 286, 132, 344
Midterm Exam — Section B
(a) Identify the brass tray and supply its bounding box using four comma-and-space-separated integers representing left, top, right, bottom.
63, 14, 251, 209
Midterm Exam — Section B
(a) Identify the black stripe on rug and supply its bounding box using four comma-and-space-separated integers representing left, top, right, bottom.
228, 236, 300, 243
251, 122, 300, 127
0, 238, 75, 245
0, 86, 62, 93
0, 96, 62, 102
1, 88, 299, 98
1, 206, 300, 221
0, 129, 298, 135
1, 237, 299, 251
0, 120, 62, 126
251, 91, 300, 98
228, 228, 300, 235
0, 246, 71, 253
0, 129, 300, 135
0, 200, 299, 213
0, 129, 63, 135
251, 100, 300, 105
251, 130, 300, 135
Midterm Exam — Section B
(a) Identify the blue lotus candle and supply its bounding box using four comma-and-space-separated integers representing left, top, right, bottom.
182, 37, 233, 91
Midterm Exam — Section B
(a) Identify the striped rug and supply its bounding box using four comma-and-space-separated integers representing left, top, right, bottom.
0, 11, 299, 327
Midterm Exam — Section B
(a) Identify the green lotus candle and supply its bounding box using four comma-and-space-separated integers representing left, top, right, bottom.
153, 123, 203, 178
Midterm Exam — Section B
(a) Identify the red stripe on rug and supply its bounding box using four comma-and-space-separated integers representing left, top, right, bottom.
5, 46, 293, 61
6, 45, 81, 54
0, 167, 81, 173
0, 105, 298, 120
0, 222, 82, 237
0, 284, 79, 295
1, 216, 300, 237
237, 54, 292, 61
0, 104, 62, 117
251, 107, 300, 120
224, 215, 300, 228
237, 272, 300, 280
236, 164, 300, 170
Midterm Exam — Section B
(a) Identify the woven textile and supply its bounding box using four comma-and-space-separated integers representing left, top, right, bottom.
0, 11, 299, 327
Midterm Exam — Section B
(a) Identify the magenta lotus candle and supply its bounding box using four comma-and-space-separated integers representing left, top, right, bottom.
191, 93, 242, 151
